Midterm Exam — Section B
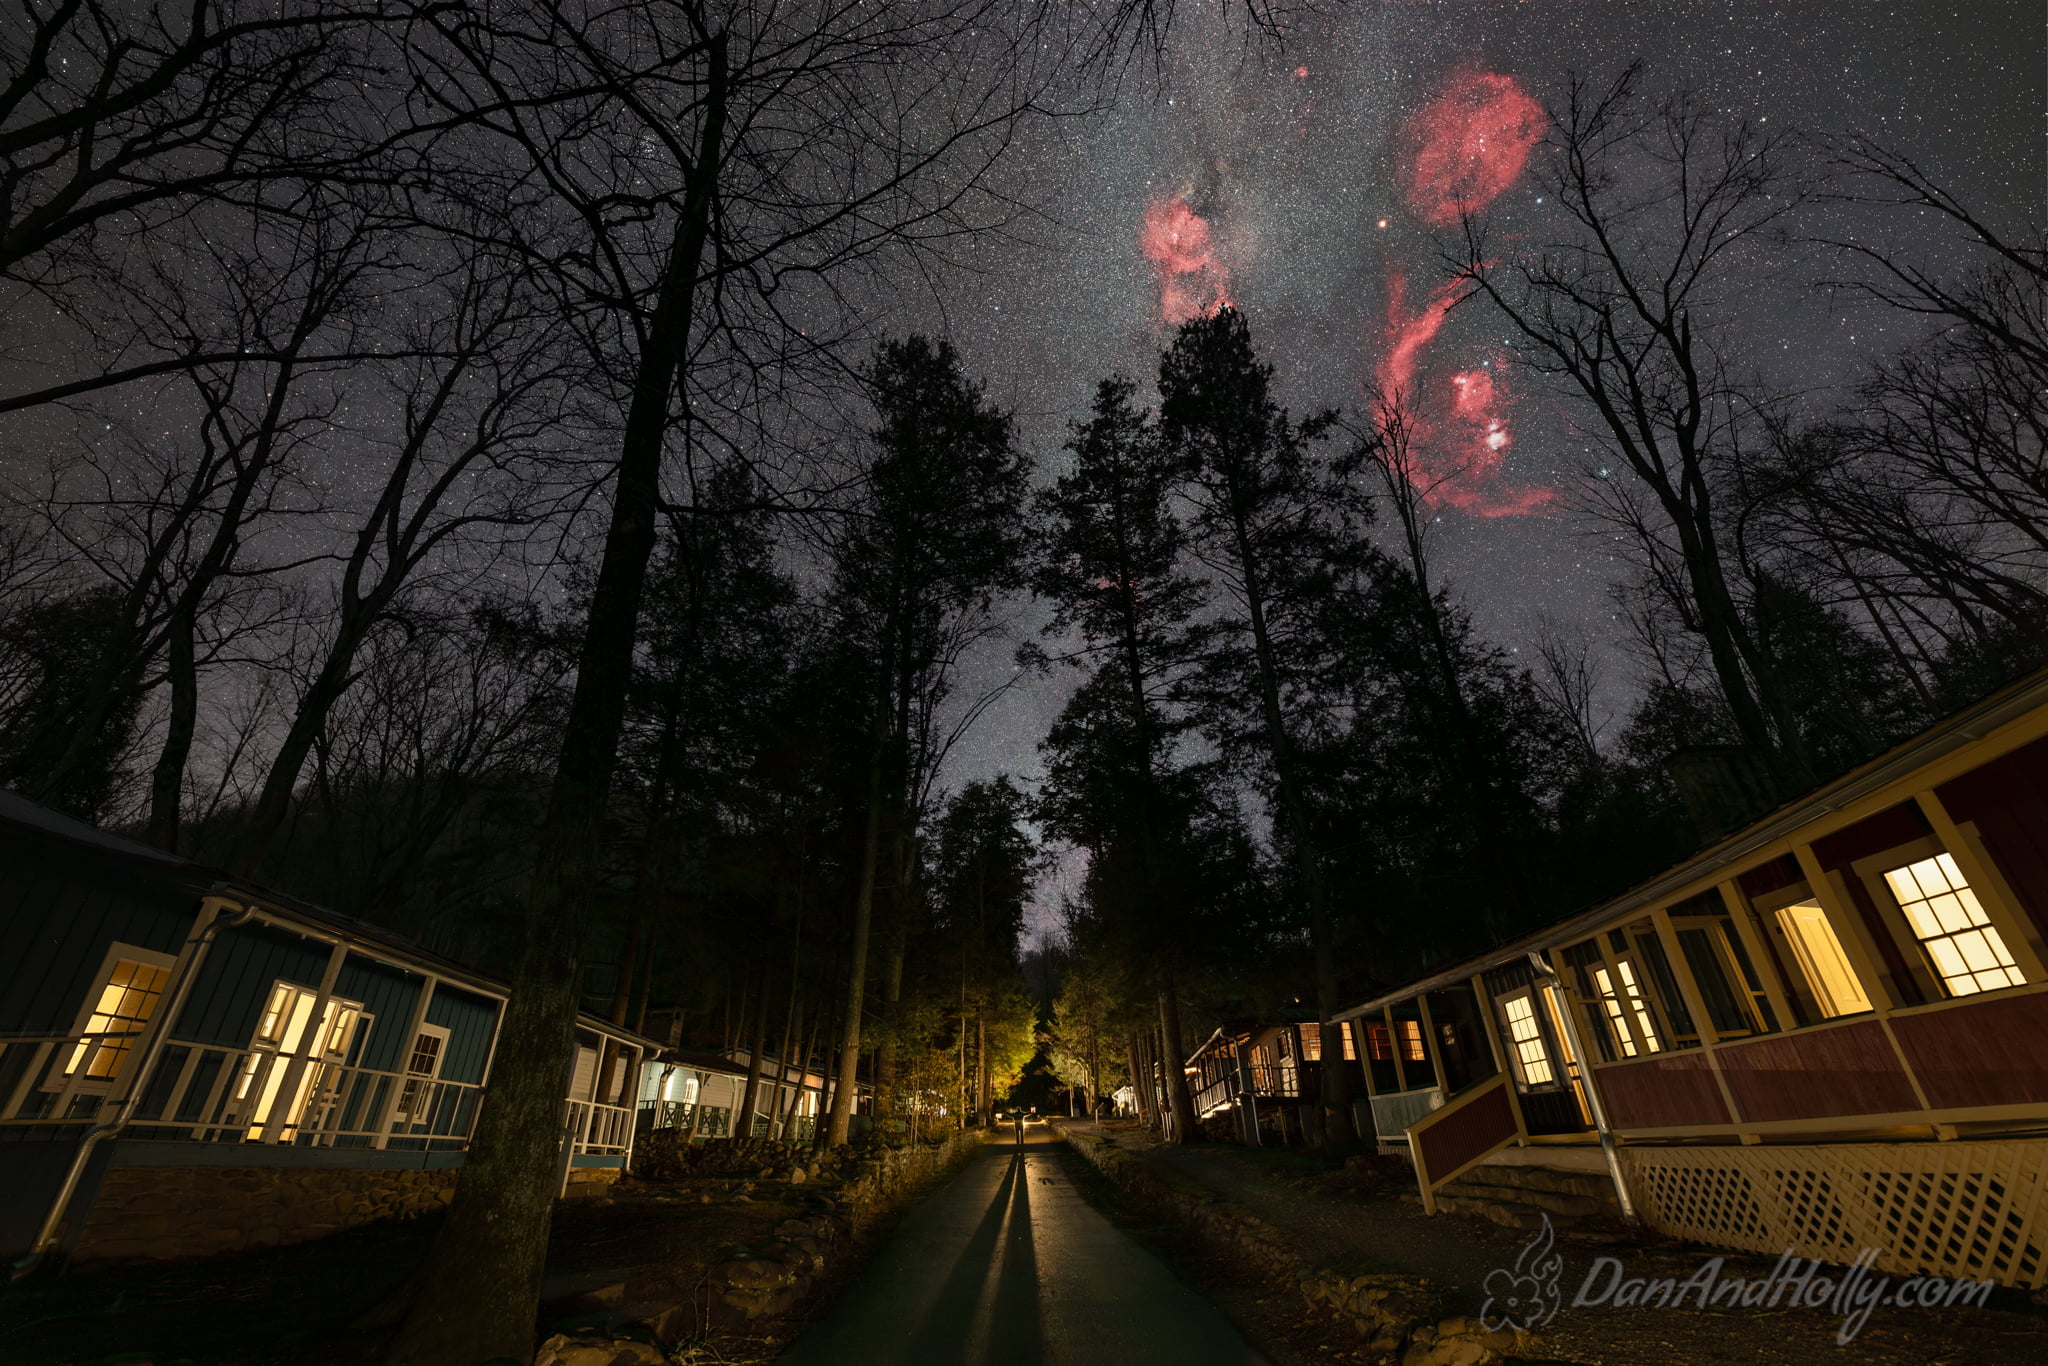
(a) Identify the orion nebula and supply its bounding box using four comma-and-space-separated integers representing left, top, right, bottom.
1374, 70, 1555, 519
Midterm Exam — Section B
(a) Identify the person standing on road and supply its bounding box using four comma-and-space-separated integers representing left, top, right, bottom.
1013, 1113, 1023, 1144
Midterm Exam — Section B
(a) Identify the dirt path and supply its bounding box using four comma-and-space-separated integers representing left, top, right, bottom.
1110, 1134, 2048, 1366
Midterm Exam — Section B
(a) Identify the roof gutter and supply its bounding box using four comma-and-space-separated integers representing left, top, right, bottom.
12, 893, 257, 1279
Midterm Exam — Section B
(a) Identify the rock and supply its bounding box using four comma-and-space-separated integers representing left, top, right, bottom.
532, 1333, 669, 1366
1398, 1316, 1523, 1366
788, 1165, 808, 1184
545, 1282, 627, 1315
642, 1305, 691, 1347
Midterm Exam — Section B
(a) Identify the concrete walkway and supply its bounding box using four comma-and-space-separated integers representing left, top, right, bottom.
778, 1123, 1265, 1366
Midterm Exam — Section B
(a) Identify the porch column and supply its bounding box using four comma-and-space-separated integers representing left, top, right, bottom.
1417, 994, 1451, 1095
265, 939, 349, 1144
371, 973, 439, 1149
1383, 1006, 1411, 1092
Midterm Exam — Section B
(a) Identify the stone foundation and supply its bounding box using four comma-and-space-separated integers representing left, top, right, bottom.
73, 1164, 457, 1263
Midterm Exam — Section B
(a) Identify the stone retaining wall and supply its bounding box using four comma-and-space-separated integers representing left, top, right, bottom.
74, 1165, 456, 1263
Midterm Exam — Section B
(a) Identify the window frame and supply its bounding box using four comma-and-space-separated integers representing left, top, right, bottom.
1853, 835, 2039, 1003
1496, 987, 1559, 1089
1866, 842, 2030, 999
58, 942, 178, 1094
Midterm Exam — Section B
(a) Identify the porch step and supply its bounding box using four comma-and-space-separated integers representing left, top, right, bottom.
1462, 1163, 1618, 1204
1432, 1163, 1623, 1230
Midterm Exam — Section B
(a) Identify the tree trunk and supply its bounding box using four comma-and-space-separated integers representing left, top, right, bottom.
145, 606, 198, 852
1125, 1035, 1153, 1127
976, 1007, 990, 1127
611, 910, 643, 1025
734, 963, 772, 1140
390, 37, 728, 1366
826, 734, 886, 1146
1157, 978, 1200, 1144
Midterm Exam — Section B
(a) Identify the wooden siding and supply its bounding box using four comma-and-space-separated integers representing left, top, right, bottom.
1413, 1081, 1516, 1178
170, 922, 331, 1048
333, 955, 425, 1073
1809, 802, 1934, 1006
1938, 737, 2048, 943
0, 835, 193, 1034
1713, 1019, 1920, 1123
1599, 1052, 1732, 1129
425, 987, 497, 1084
1889, 991, 2048, 1110
1737, 854, 1806, 900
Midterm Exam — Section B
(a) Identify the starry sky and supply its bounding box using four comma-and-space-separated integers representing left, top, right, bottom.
908, 0, 2045, 819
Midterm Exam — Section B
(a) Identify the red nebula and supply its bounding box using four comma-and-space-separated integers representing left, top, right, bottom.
1405, 72, 1546, 227
1375, 269, 1554, 518
1140, 197, 1232, 325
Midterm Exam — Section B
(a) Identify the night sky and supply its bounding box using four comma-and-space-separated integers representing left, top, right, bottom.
913, 1, 2044, 823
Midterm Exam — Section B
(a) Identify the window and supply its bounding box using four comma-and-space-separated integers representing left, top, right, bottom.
236, 982, 365, 1140
1590, 959, 1660, 1057
1500, 992, 1555, 1086
1884, 853, 2025, 997
66, 952, 173, 1083
1775, 899, 1874, 1017
395, 1024, 449, 1124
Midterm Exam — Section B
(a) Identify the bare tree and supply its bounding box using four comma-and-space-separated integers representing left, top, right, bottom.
1, 0, 390, 408
1458, 64, 1814, 780
385, 6, 1076, 1361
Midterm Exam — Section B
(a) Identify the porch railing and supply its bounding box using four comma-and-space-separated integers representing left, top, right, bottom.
1405, 1073, 1524, 1214
565, 1097, 635, 1157
0, 1033, 483, 1150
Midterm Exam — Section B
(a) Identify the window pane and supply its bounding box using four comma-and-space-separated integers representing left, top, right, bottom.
1884, 855, 2026, 999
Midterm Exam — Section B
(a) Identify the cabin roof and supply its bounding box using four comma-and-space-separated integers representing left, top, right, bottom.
0, 789, 661, 1051
1335, 662, 2048, 1022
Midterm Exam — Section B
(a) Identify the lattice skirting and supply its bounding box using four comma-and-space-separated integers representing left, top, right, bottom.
1621, 1138, 2048, 1288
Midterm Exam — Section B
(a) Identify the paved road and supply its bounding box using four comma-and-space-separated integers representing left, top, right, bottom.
778, 1124, 1266, 1366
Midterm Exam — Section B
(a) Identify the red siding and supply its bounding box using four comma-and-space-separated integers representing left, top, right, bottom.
1415, 1083, 1517, 1181
1810, 802, 1934, 866
1597, 1052, 1732, 1129
1938, 738, 2048, 944
1810, 802, 1934, 1006
1738, 854, 1805, 900
1889, 991, 2048, 1110
1715, 1019, 1920, 1122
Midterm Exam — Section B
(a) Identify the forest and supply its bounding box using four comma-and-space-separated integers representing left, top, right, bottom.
0, 3, 2041, 1362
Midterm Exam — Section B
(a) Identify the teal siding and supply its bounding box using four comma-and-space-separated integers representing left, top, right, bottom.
424, 988, 497, 1084
333, 956, 425, 1072
170, 923, 330, 1048
0, 834, 194, 1035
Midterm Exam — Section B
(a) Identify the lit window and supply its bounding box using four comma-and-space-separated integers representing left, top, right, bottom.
68, 958, 171, 1081
1884, 854, 2025, 997
1774, 899, 1873, 1017
1501, 993, 1554, 1086
1590, 961, 1661, 1056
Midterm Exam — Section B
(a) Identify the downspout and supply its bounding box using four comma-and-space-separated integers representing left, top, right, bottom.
13, 894, 258, 1278
1527, 952, 1638, 1227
